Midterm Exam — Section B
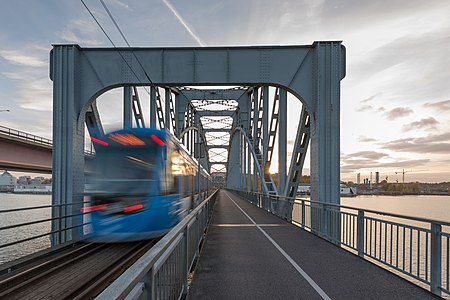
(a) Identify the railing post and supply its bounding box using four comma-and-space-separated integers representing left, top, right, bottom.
301, 200, 305, 229
430, 223, 442, 296
182, 226, 189, 296
357, 210, 365, 257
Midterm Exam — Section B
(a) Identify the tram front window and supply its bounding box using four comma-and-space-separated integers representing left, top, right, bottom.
88, 146, 160, 195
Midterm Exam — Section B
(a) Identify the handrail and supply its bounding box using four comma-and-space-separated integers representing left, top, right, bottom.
0, 125, 52, 146
230, 189, 450, 297
250, 191, 450, 227
0, 201, 90, 253
97, 189, 219, 299
0, 125, 94, 155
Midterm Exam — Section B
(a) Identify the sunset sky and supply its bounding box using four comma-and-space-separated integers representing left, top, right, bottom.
0, 0, 449, 183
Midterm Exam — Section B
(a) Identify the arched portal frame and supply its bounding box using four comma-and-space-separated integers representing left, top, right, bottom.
50, 42, 345, 244
179, 126, 210, 170
227, 126, 269, 195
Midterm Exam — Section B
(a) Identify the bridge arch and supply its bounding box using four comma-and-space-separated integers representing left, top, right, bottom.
50, 43, 345, 243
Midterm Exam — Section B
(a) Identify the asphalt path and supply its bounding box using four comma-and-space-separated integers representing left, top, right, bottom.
188, 190, 439, 300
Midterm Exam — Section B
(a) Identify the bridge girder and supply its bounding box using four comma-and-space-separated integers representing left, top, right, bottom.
51, 42, 345, 243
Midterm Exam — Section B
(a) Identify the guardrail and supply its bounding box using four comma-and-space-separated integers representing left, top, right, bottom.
0, 125, 94, 156
230, 189, 450, 297
97, 189, 218, 299
0, 201, 89, 264
0, 125, 52, 147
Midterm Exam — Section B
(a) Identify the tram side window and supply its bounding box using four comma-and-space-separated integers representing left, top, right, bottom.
165, 147, 176, 194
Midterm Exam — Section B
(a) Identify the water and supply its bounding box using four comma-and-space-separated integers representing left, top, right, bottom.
1, 193, 450, 291
0, 193, 52, 264
289, 194, 450, 294
342, 195, 450, 223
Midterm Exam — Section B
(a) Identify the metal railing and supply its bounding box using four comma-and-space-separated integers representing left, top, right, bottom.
0, 125, 52, 147
96, 190, 218, 299
0, 125, 94, 155
0, 201, 89, 264
231, 189, 450, 297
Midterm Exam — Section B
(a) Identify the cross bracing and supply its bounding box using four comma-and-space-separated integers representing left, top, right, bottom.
51, 42, 345, 243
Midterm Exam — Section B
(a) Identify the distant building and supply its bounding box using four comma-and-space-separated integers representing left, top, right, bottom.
357, 173, 360, 184
375, 172, 379, 186
17, 176, 31, 185
30, 177, 45, 185
0, 171, 17, 192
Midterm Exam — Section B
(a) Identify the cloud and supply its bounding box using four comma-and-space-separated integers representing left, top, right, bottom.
358, 135, 378, 143
109, 0, 134, 12
57, 17, 106, 47
424, 99, 450, 111
402, 117, 439, 132
0, 50, 47, 67
343, 151, 389, 160
341, 158, 430, 174
355, 104, 373, 112
384, 107, 413, 120
381, 133, 450, 154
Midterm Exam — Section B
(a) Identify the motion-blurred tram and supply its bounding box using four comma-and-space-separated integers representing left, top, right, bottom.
83, 128, 212, 242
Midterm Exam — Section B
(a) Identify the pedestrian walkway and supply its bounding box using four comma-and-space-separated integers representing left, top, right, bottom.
188, 190, 438, 299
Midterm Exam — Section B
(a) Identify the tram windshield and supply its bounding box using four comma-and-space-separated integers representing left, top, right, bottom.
87, 146, 161, 195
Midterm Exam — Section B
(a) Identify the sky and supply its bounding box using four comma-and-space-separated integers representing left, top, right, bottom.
0, 0, 450, 183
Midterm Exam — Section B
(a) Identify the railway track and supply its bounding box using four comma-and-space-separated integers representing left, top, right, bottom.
0, 239, 159, 299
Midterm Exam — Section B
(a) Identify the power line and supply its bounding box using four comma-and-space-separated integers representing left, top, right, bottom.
80, 0, 144, 88
99, 0, 131, 47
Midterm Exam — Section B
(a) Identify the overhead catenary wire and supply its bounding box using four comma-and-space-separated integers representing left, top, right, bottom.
81, 0, 164, 105
81, 0, 238, 166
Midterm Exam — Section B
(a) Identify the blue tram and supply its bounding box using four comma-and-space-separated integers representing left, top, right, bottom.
83, 128, 211, 242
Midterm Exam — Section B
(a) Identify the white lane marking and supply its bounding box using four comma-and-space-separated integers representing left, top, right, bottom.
223, 191, 332, 300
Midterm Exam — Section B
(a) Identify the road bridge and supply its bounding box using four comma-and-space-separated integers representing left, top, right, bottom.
0, 126, 52, 174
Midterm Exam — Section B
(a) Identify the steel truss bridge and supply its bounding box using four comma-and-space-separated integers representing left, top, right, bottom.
0, 42, 448, 298
50, 42, 345, 244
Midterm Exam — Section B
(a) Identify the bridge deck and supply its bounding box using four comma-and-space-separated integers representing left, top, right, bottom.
188, 190, 438, 299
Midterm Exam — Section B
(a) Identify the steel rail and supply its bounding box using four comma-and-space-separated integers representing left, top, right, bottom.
0, 243, 103, 297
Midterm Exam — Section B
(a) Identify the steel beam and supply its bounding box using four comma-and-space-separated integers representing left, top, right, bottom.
278, 89, 287, 195
123, 86, 132, 129
50, 43, 346, 242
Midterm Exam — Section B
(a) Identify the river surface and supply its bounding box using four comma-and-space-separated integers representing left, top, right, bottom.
342, 194, 450, 223
1, 193, 449, 264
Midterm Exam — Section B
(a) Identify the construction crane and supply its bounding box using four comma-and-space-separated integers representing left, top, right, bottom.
395, 169, 410, 184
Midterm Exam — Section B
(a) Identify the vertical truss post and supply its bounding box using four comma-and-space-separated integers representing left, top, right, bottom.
175, 93, 185, 138
242, 132, 246, 190
190, 106, 195, 154
262, 86, 269, 168
252, 88, 259, 192
132, 87, 146, 128
247, 143, 251, 192
123, 86, 132, 129
246, 91, 252, 192
154, 89, 165, 129
266, 88, 280, 174
169, 90, 177, 133
278, 89, 287, 195
149, 86, 156, 128
165, 88, 171, 132
284, 106, 310, 198
85, 101, 104, 151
